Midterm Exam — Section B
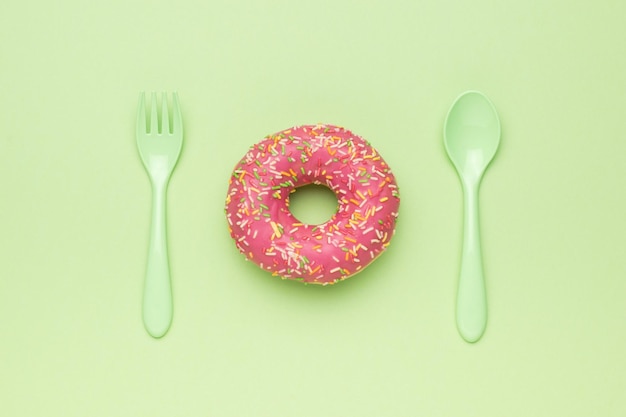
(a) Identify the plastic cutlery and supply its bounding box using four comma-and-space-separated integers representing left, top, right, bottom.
136, 92, 183, 338
444, 91, 500, 343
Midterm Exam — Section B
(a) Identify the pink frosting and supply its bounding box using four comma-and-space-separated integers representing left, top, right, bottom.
225, 124, 400, 285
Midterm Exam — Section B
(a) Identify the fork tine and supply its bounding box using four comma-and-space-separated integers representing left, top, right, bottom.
137, 92, 147, 133
150, 92, 159, 134
161, 92, 170, 135
171, 92, 182, 134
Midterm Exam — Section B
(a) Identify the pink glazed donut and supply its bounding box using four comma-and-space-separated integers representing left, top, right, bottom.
225, 124, 400, 285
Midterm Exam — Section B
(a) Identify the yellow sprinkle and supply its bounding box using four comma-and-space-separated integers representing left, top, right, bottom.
270, 221, 282, 238
345, 236, 357, 243
356, 190, 366, 200
380, 197, 389, 202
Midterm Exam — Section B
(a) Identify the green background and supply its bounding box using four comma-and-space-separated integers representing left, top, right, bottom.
2, 0, 626, 415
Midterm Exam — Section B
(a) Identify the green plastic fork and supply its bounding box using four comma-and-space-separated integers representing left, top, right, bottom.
136, 92, 183, 338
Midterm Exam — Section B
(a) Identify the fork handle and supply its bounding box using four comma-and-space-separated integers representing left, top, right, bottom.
143, 181, 173, 338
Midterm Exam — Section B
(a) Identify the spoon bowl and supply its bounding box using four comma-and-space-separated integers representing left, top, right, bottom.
444, 90, 501, 343
444, 91, 501, 179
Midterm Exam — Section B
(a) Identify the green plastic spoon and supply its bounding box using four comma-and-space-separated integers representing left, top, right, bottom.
444, 91, 500, 343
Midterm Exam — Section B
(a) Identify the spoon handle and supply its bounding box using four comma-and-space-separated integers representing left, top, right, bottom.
457, 180, 487, 342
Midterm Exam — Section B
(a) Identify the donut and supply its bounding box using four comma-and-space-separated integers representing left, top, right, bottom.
225, 124, 400, 285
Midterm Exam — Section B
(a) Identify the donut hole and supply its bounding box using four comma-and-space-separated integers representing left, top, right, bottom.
288, 184, 338, 225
